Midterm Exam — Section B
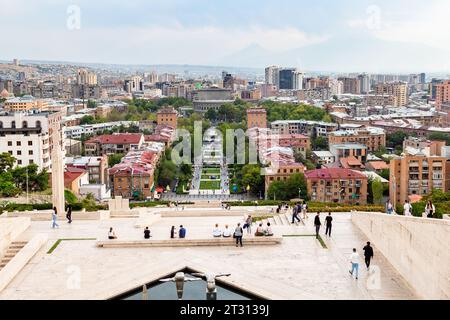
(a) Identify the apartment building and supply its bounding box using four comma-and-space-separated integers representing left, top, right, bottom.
329, 144, 368, 163
403, 137, 446, 157
363, 94, 397, 107
247, 107, 267, 129
390, 155, 448, 205
0, 111, 63, 170
156, 107, 178, 129
65, 155, 109, 184
375, 82, 408, 107
271, 120, 338, 137
435, 80, 450, 111
338, 77, 360, 94
4, 96, 49, 112
305, 168, 368, 205
263, 162, 305, 194
84, 133, 145, 156
328, 127, 386, 152
109, 150, 161, 199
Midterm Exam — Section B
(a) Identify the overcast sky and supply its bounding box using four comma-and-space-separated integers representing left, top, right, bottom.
1, 0, 449, 72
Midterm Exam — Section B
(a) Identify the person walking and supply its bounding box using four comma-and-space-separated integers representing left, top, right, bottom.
51, 206, 59, 229
244, 215, 252, 235
302, 202, 308, 220
349, 248, 360, 280
403, 200, 412, 216
425, 200, 435, 218
363, 242, 374, 270
314, 212, 321, 239
292, 205, 301, 224
234, 223, 243, 247
325, 212, 333, 237
66, 203, 72, 224
386, 200, 393, 215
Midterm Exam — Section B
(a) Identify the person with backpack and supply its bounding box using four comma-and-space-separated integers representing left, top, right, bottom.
244, 215, 252, 234
234, 223, 243, 247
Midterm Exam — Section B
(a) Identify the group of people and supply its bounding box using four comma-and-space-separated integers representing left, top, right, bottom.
51, 204, 73, 229
291, 202, 308, 223
170, 225, 187, 239
349, 242, 375, 280
313, 212, 333, 238
387, 199, 436, 218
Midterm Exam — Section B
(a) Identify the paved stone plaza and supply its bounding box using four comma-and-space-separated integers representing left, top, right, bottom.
0, 210, 417, 300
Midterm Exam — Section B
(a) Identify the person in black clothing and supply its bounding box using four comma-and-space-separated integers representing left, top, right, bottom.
363, 242, 374, 270
292, 204, 300, 224
170, 226, 176, 239
314, 212, 321, 239
325, 212, 333, 237
66, 204, 72, 224
144, 227, 151, 239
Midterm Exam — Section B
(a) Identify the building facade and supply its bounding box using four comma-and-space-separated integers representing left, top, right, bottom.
305, 168, 368, 205
246, 108, 267, 129
375, 82, 408, 107
328, 127, 386, 152
390, 155, 448, 205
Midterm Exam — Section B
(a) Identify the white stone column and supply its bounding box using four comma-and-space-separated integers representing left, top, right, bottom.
51, 123, 65, 217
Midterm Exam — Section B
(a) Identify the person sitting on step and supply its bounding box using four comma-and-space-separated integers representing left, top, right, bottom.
255, 223, 265, 237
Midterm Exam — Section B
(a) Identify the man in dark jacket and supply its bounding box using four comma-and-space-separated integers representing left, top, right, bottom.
292, 204, 300, 224
314, 212, 321, 239
325, 212, 333, 237
363, 242, 374, 269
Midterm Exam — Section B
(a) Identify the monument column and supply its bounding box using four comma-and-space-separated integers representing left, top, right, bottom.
51, 117, 65, 216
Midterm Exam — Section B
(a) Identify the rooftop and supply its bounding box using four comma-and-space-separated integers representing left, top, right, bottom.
305, 168, 367, 179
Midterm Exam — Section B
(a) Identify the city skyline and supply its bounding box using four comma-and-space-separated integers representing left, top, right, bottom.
1, 0, 450, 73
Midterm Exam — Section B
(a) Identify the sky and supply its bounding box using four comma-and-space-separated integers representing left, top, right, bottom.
1, 0, 449, 72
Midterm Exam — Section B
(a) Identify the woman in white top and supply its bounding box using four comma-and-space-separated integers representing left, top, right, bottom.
108, 227, 117, 239
403, 200, 412, 216
213, 224, 222, 237
264, 223, 274, 236
222, 225, 231, 238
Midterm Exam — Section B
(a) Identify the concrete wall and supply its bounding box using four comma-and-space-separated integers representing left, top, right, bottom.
0, 233, 48, 292
352, 212, 450, 299
0, 217, 30, 256
4, 210, 110, 221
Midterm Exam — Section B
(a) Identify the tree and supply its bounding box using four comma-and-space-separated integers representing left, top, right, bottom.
108, 154, 125, 167
311, 136, 328, 151
241, 165, 264, 196
0, 153, 16, 172
386, 131, 409, 150
267, 173, 307, 201
205, 109, 218, 122
428, 132, 450, 145
372, 178, 384, 205
80, 115, 95, 125
87, 100, 97, 109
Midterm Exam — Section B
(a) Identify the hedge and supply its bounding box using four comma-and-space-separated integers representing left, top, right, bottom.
0, 202, 107, 213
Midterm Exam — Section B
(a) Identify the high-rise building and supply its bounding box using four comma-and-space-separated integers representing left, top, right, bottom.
435, 80, 450, 111
265, 66, 280, 87
338, 77, 361, 94
358, 74, 371, 94
222, 72, 234, 89
375, 82, 408, 107
279, 68, 303, 90
420, 73, 426, 84
76, 69, 98, 85
124, 76, 143, 93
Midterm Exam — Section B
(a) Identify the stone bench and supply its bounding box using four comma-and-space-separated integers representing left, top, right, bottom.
96, 236, 282, 248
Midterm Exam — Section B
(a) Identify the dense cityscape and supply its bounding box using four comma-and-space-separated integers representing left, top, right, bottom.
0, 0, 449, 307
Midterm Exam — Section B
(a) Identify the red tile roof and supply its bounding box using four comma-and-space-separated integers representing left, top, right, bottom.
86, 134, 143, 145
64, 167, 87, 186
304, 168, 367, 180
367, 161, 389, 170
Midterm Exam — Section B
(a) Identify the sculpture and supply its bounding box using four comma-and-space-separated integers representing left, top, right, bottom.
192, 272, 231, 300
159, 272, 201, 300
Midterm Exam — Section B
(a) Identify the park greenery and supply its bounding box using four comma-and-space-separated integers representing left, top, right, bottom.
267, 173, 308, 201
260, 100, 332, 123
154, 148, 192, 194
0, 153, 48, 197
395, 189, 450, 219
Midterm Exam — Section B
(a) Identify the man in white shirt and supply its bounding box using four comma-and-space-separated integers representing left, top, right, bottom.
213, 224, 222, 238
403, 200, 412, 216
349, 248, 360, 280
222, 225, 231, 238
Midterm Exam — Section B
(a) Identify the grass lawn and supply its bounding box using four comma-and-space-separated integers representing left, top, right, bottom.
202, 168, 221, 174
199, 180, 221, 190
201, 174, 219, 180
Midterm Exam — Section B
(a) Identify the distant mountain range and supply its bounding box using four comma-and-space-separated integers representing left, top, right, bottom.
215, 33, 450, 74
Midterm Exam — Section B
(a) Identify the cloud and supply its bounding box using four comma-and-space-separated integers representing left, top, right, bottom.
347, 1, 450, 51
0, 23, 327, 65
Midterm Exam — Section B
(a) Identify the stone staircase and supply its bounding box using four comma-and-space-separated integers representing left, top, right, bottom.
254, 212, 305, 227
0, 241, 28, 271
